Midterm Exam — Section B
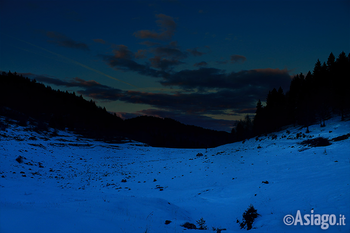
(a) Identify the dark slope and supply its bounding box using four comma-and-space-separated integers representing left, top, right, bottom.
125, 116, 232, 148
0, 71, 232, 148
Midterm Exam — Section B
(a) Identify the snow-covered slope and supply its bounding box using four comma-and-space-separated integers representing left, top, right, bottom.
0, 117, 349, 233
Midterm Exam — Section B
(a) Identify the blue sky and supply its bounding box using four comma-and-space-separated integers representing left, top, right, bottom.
1, 0, 349, 131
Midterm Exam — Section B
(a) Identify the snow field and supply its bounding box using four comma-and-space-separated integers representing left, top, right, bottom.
0, 117, 349, 232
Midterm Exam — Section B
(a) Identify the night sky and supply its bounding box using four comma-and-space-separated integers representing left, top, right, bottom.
1, 0, 349, 132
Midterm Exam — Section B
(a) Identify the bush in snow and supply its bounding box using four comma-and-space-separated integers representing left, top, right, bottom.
181, 222, 197, 229
332, 133, 350, 142
238, 204, 260, 230
164, 220, 171, 225
213, 227, 227, 233
16, 156, 24, 163
300, 137, 331, 147
196, 217, 207, 230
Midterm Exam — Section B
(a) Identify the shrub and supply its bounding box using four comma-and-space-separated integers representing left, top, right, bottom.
181, 222, 197, 229
196, 218, 207, 230
165, 220, 171, 225
238, 205, 260, 230
300, 137, 331, 147
16, 156, 24, 163
332, 133, 350, 142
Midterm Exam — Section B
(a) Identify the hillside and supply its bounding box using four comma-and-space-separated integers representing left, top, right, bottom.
0, 116, 349, 232
0, 71, 232, 148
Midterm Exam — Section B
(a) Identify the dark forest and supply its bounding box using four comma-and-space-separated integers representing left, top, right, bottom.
232, 51, 350, 141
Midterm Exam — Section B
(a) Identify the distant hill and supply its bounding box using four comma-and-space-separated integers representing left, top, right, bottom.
0, 71, 233, 148
124, 116, 232, 148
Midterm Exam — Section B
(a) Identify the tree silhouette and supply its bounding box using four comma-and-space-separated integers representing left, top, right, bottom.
248, 51, 349, 138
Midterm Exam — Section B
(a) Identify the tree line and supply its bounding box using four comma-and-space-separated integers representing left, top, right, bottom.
232, 51, 350, 141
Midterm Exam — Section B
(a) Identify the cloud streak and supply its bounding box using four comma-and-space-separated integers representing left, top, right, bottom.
45, 31, 90, 51
3, 33, 137, 88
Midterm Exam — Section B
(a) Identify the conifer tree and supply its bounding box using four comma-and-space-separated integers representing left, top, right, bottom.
327, 52, 335, 73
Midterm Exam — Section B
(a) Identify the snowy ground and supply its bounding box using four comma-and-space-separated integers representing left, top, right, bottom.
0, 117, 349, 233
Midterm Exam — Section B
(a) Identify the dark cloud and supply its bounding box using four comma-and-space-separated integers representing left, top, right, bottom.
135, 49, 148, 59
32, 75, 101, 88
159, 67, 226, 90
193, 61, 208, 67
101, 54, 166, 78
20, 73, 73, 86
45, 31, 89, 51
30, 74, 262, 114
118, 89, 258, 115
78, 87, 123, 101
134, 14, 176, 41
112, 45, 134, 59
187, 48, 205, 57
100, 43, 173, 77
216, 54, 246, 65
216, 60, 228, 65
160, 68, 291, 93
93, 39, 107, 44
230, 54, 246, 63
98, 42, 290, 115
138, 40, 188, 61
152, 45, 187, 59
149, 56, 183, 71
